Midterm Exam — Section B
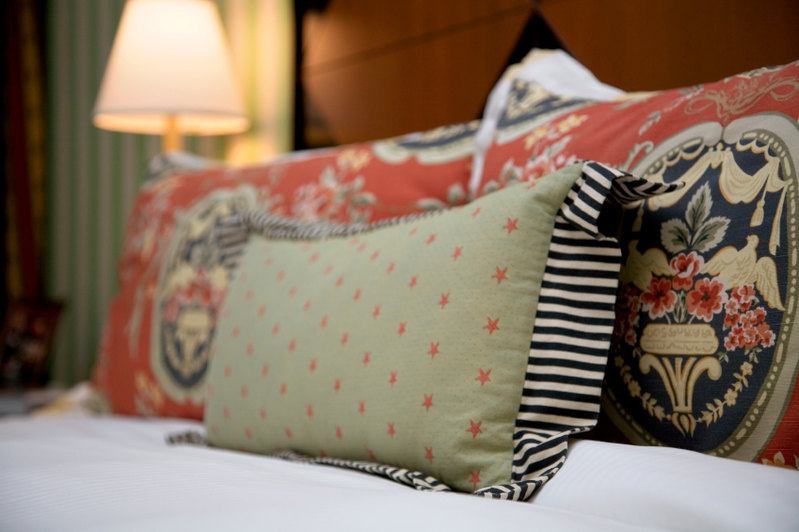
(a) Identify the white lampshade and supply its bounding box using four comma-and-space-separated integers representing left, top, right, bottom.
93, 0, 249, 150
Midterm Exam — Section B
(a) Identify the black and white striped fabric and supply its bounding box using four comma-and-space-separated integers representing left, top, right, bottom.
477, 162, 682, 500
186, 161, 681, 502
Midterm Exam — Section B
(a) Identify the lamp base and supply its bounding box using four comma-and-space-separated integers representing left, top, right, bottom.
162, 115, 182, 152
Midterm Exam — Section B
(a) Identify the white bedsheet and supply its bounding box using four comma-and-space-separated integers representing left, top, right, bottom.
1, 414, 797, 531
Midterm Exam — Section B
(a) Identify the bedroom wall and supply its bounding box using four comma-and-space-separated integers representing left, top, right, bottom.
45, 0, 294, 385
538, 0, 799, 91
296, 0, 799, 146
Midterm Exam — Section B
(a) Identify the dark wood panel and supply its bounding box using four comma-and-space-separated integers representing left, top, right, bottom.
298, 0, 798, 145
304, 0, 531, 69
539, 0, 799, 91
301, 0, 533, 144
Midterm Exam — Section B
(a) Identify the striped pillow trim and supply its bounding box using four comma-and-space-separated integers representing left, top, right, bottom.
198, 161, 682, 502
216, 209, 439, 276
167, 433, 451, 492
503, 162, 683, 499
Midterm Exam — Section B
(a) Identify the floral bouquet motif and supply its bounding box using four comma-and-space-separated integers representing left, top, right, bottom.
612, 183, 781, 439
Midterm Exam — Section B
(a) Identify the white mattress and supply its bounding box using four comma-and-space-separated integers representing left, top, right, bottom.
1, 413, 797, 531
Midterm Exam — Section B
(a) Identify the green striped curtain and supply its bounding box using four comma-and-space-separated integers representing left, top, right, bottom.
46, 0, 294, 385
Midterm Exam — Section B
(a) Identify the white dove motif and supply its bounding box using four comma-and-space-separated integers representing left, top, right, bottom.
620, 240, 674, 291
701, 234, 784, 310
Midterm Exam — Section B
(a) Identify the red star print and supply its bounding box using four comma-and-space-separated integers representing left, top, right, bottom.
357, 243, 367, 252
289, 286, 297, 297
245, 289, 253, 300
288, 339, 296, 352
260, 407, 266, 419
439, 293, 450, 309
426, 233, 437, 245
303, 300, 311, 311
358, 400, 366, 415
503, 217, 519, 234
370, 250, 380, 261
241, 385, 248, 397
398, 322, 407, 337
280, 382, 287, 395
232, 326, 240, 338
307, 405, 314, 418
387, 262, 395, 274
309, 252, 319, 263
265, 257, 274, 267
207, 384, 214, 396
476, 368, 491, 386
389, 371, 397, 387
362, 351, 371, 366
335, 426, 343, 440
492, 266, 508, 284
223, 406, 230, 419
309, 359, 317, 372
224, 365, 231, 377
422, 394, 434, 411
277, 270, 285, 281
409, 275, 418, 288
258, 305, 266, 316
471, 206, 481, 217
324, 265, 334, 275
341, 332, 349, 345
467, 420, 483, 439
350, 237, 359, 246
428, 342, 440, 359
246, 344, 254, 356
319, 449, 327, 458
354, 289, 362, 301
321, 315, 328, 328
484, 317, 500, 335
284, 427, 293, 439
367, 448, 376, 461
469, 471, 481, 490
425, 446, 434, 463
387, 422, 396, 437
409, 227, 418, 236
452, 246, 463, 260
261, 364, 269, 376
373, 305, 381, 318
336, 276, 344, 287
334, 378, 341, 392
245, 427, 252, 439
272, 323, 280, 335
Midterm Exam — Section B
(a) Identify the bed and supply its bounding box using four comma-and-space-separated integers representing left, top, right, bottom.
2, 408, 797, 531
3, 49, 799, 530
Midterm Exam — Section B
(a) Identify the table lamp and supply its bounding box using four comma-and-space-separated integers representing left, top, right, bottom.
93, 0, 249, 152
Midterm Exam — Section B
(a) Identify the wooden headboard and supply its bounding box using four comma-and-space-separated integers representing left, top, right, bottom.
296, 0, 799, 148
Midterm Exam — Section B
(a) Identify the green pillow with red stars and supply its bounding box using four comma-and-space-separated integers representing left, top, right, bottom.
203, 161, 678, 499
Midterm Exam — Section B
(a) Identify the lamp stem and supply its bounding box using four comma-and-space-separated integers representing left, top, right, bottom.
162, 115, 182, 152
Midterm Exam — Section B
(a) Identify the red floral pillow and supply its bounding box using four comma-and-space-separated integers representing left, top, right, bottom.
92, 122, 478, 418
477, 62, 799, 468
